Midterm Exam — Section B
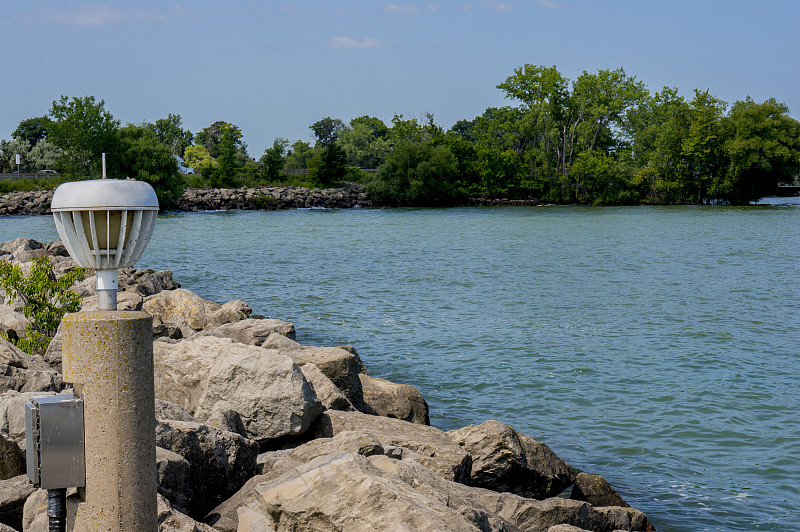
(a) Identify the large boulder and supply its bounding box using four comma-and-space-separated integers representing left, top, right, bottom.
0, 339, 63, 393
570, 472, 629, 508
313, 410, 471, 483
121, 268, 180, 297
157, 494, 214, 532
233, 451, 491, 532
155, 419, 259, 517
280, 345, 365, 408
0, 391, 56, 451
0, 475, 36, 530
206, 318, 296, 345
143, 289, 214, 331
209, 431, 400, 530
299, 363, 354, 412
447, 420, 575, 499
359, 373, 429, 424
153, 336, 322, 442
142, 289, 250, 334
157, 446, 193, 513
0, 433, 24, 480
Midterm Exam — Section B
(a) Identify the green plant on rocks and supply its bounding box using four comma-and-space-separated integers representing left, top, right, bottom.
0, 255, 85, 354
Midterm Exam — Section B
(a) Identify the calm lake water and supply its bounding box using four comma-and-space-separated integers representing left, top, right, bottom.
2, 201, 799, 531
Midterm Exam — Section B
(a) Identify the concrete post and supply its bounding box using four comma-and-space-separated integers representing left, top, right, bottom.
61, 310, 157, 531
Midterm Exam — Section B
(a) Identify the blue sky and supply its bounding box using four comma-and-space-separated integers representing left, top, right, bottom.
2, 1, 798, 155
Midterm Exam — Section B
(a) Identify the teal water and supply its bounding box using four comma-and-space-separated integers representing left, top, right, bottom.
2, 203, 799, 531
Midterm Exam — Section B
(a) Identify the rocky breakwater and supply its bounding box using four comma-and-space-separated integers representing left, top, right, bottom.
0, 191, 53, 216
177, 183, 373, 211
1, 237, 655, 532
0, 184, 371, 217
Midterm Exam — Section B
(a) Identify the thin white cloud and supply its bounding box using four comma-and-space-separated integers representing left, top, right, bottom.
384, 4, 420, 15
539, 0, 567, 8
43, 4, 188, 26
482, 1, 515, 12
329, 37, 383, 49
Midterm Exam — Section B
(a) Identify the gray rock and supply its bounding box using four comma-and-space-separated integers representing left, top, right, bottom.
570, 472, 629, 508
231, 451, 493, 532
0, 434, 24, 480
155, 399, 195, 422
314, 410, 472, 483
205, 410, 246, 436
157, 494, 214, 532
0, 391, 56, 450
588, 506, 649, 532
281, 345, 365, 408
299, 363, 354, 411
207, 318, 296, 345
261, 331, 300, 349
447, 420, 575, 499
0, 339, 63, 394
156, 446, 192, 513
0, 475, 35, 531
204, 300, 252, 330
123, 269, 180, 297
155, 419, 259, 517
143, 289, 215, 331
153, 336, 322, 442
359, 373, 429, 424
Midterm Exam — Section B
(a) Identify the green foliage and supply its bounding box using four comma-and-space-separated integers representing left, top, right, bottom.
714, 97, 800, 204
184, 145, 216, 173
0, 256, 85, 355
284, 140, 313, 169
307, 143, 347, 187
48, 95, 120, 177
13, 116, 52, 146
338, 121, 390, 168
260, 138, 289, 181
366, 139, 460, 205
310, 117, 346, 147
195, 121, 246, 159
110, 125, 186, 209
146, 114, 193, 157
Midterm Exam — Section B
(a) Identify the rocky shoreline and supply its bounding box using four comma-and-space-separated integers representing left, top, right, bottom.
0, 184, 544, 216
1, 237, 654, 531
0, 184, 374, 216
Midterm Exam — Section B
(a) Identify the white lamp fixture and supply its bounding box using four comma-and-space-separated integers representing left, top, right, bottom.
51, 178, 159, 310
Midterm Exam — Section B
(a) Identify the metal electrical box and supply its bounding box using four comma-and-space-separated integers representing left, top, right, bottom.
25, 394, 86, 489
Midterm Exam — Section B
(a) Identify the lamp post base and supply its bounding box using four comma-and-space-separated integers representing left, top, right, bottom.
61, 311, 156, 531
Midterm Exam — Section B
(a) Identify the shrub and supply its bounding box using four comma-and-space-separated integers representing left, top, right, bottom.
0, 256, 85, 354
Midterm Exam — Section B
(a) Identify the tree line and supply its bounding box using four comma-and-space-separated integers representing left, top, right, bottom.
2, 65, 799, 207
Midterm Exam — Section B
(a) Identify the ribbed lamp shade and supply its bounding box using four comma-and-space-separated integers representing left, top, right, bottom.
51, 179, 159, 270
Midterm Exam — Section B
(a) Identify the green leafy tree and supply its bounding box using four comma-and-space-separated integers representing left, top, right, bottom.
48, 95, 120, 177
195, 121, 246, 159
111, 125, 185, 209
260, 138, 289, 181
714, 97, 800, 204
0, 256, 85, 355
307, 142, 347, 187
284, 140, 313, 169
183, 145, 216, 173
310, 117, 346, 147
13, 116, 53, 147
680, 89, 727, 203
29, 140, 63, 172
338, 120, 390, 168
146, 114, 193, 157
210, 123, 238, 188
0, 139, 33, 172
366, 140, 459, 205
